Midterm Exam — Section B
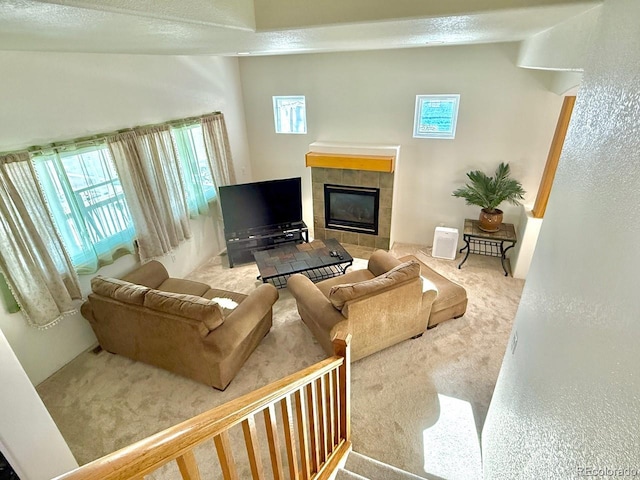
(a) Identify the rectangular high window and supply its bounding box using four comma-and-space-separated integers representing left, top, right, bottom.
413, 94, 460, 139
273, 95, 307, 134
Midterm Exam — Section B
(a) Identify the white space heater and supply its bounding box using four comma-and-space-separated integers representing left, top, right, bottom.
432, 226, 459, 260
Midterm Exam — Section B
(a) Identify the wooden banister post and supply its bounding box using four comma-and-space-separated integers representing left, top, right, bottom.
532, 95, 576, 218
332, 332, 351, 443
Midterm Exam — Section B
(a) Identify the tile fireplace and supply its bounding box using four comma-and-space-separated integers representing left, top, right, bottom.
306, 142, 399, 250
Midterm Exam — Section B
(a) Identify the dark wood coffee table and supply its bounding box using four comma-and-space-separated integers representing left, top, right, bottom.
253, 238, 354, 288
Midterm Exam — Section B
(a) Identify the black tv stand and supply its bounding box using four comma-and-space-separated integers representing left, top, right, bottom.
225, 221, 309, 267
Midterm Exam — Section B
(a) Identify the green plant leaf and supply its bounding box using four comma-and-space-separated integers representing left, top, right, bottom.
452, 162, 525, 211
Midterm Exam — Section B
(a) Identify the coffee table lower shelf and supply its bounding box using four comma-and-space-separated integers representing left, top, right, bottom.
258, 262, 353, 288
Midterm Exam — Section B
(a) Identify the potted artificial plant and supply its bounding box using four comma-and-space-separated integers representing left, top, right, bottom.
452, 162, 525, 232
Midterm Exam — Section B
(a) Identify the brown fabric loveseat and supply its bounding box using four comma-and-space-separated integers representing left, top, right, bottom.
287, 250, 437, 361
81, 260, 278, 390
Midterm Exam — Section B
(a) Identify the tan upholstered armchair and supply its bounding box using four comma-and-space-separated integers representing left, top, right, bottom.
287, 250, 437, 361
81, 261, 278, 390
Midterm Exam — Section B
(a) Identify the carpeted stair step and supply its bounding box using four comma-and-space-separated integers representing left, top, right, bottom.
335, 467, 369, 480
344, 451, 427, 480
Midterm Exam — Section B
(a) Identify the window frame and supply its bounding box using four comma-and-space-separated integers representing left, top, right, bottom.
272, 95, 307, 134
33, 144, 136, 272
413, 94, 461, 139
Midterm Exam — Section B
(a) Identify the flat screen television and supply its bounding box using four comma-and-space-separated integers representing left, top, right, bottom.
219, 177, 303, 235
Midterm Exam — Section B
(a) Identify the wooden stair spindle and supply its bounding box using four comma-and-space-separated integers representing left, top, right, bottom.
332, 368, 340, 447
305, 382, 320, 473
316, 376, 327, 463
280, 395, 300, 480
243, 416, 266, 480
326, 371, 336, 454
176, 450, 201, 480
263, 404, 285, 480
214, 431, 239, 480
294, 389, 312, 480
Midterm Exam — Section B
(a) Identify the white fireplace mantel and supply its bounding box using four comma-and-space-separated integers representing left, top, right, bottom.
308, 141, 400, 158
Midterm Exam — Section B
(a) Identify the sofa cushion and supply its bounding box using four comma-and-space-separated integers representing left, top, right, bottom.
158, 278, 211, 297
144, 290, 224, 336
398, 255, 468, 312
120, 260, 169, 289
328, 260, 420, 310
316, 269, 375, 300
91, 276, 149, 305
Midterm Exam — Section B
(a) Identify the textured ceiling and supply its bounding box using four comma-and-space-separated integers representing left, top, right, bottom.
0, 0, 601, 55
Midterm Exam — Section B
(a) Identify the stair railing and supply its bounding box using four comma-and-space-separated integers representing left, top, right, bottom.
54, 333, 352, 480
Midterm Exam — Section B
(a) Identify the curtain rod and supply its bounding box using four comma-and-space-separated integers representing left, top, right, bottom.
0, 111, 222, 157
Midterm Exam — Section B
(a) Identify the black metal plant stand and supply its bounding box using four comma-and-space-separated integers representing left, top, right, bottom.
458, 219, 517, 276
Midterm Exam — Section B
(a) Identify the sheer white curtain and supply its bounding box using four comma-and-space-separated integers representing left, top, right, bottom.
107, 127, 191, 262
171, 124, 213, 218
31, 146, 136, 274
201, 113, 236, 248
0, 152, 81, 328
201, 113, 236, 187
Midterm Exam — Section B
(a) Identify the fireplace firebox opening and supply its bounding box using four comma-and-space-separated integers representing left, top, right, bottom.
324, 184, 379, 235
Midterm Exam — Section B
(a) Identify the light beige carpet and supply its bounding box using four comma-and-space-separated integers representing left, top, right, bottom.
37, 243, 524, 479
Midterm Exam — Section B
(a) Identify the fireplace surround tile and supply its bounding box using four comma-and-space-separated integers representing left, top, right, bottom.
358, 234, 376, 248
325, 229, 343, 242
311, 166, 394, 251
313, 168, 328, 183
360, 171, 380, 187
343, 169, 359, 186
380, 207, 392, 225
380, 188, 393, 208
376, 237, 391, 249
313, 185, 324, 201
380, 172, 394, 188
326, 169, 344, 184
342, 232, 359, 245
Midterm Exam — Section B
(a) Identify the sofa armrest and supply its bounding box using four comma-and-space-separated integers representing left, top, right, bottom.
367, 250, 402, 277
422, 284, 438, 305
80, 300, 94, 322
287, 274, 345, 331
203, 283, 278, 355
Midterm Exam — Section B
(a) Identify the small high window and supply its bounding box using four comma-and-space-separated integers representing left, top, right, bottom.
273, 96, 307, 134
413, 94, 460, 139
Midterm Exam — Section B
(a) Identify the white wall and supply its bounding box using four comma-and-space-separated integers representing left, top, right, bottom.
0, 52, 251, 385
549, 71, 583, 95
0, 328, 78, 479
510, 205, 543, 279
518, 5, 600, 71
483, 0, 640, 476
239, 43, 562, 245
